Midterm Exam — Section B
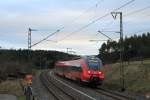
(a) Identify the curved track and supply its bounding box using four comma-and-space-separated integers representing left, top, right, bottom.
40, 70, 139, 100
40, 72, 75, 100
95, 87, 135, 100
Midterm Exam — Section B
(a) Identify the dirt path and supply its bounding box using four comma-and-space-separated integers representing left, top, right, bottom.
32, 72, 56, 100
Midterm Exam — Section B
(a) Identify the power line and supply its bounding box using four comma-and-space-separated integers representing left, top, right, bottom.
133, 28, 150, 34
63, 0, 105, 27
58, 0, 135, 41
143, 13, 150, 18
89, 39, 108, 42
97, 30, 114, 41
97, 4, 150, 38
96, 0, 138, 32
124, 5, 150, 17
126, 27, 150, 36
29, 0, 105, 48
29, 0, 135, 47
31, 28, 63, 48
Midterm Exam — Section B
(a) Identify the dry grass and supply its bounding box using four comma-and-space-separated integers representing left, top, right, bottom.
0, 79, 25, 100
103, 59, 150, 95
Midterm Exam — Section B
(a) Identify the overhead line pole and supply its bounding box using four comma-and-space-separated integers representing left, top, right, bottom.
97, 31, 114, 41
28, 28, 31, 50
120, 12, 125, 92
31, 29, 62, 48
57, 0, 134, 42
27, 28, 61, 71
67, 48, 72, 54
28, 28, 37, 62
111, 12, 125, 91
28, 28, 32, 62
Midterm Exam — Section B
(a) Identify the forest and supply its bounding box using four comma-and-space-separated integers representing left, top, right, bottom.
0, 49, 75, 80
0, 32, 150, 80
98, 32, 150, 64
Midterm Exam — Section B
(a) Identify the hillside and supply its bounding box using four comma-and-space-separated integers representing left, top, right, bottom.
98, 33, 150, 64
0, 49, 76, 80
103, 59, 150, 97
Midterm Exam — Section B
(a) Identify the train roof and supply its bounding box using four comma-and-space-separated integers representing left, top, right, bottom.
56, 56, 100, 63
82, 55, 100, 59
68, 56, 100, 60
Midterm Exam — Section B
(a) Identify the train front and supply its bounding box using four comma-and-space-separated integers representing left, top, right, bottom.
83, 56, 104, 85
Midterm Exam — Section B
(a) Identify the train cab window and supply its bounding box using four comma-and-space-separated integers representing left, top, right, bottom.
87, 57, 102, 71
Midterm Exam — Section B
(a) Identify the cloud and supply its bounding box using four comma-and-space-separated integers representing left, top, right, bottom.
0, 0, 150, 55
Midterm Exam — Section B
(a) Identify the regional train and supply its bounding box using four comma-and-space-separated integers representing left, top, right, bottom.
54, 56, 104, 85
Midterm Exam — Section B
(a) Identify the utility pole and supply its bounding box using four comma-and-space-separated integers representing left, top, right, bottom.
111, 12, 125, 91
27, 28, 37, 65
28, 28, 32, 63
28, 28, 32, 50
69, 50, 76, 55
67, 48, 72, 54
28, 28, 38, 50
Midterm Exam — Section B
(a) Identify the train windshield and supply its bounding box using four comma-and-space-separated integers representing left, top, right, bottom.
87, 57, 102, 70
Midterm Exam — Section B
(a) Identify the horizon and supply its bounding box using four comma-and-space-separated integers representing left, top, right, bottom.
0, 0, 150, 55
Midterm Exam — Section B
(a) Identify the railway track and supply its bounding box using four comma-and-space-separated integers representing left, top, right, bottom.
40, 70, 139, 100
40, 72, 75, 100
95, 87, 136, 100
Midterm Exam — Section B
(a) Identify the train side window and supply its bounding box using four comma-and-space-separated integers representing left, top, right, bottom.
73, 66, 79, 72
78, 66, 82, 72
65, 66, 68, 72
72, 66, 76, 71
67, 66, 69, 71
70, 66, 73, 71
63, 66, 66, 72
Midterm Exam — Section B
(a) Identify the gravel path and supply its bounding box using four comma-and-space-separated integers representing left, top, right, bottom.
32, 73, 56, 100
0, 94, 17, 100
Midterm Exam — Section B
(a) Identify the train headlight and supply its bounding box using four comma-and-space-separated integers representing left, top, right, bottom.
88, 71, 91, 74
99, 71, 102, 74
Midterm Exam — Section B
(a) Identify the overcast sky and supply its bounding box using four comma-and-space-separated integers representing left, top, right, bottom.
0, 0, 150, 55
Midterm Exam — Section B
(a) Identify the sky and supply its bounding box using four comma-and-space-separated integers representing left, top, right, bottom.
0, 0, 150, 55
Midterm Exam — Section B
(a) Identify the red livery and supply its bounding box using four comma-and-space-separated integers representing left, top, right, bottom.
55, 56, 104, 85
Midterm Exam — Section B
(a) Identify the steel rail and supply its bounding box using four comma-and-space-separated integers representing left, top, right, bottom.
96, 87, 136, 100
40, 72, 75, 100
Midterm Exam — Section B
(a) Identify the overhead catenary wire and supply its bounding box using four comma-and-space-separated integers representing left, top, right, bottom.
125, 27, 150, 36
93, 0, 99, 19
57, 0, 135, 42
30, 0, 104, 48
121, 5, 150, 37
31, 28, 64, 48
97, 31, 114, 41
67, 0, 105, 24
97, 4, 150, 38
30, 0, 136, 47
124, 5, 150, 17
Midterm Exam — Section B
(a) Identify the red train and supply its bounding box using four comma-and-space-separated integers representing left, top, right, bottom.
55, 56, 104, 85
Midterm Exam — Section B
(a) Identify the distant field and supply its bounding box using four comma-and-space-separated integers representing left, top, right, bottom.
103, 59, 150, 96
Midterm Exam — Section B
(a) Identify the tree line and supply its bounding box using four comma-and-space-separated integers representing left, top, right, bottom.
98, 32, 150, 64
0, 49, 76, 80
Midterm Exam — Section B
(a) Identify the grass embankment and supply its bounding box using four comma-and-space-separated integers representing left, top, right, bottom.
0, 69, 42, 100
0, 79, 25, 100
103, 59, 150, 96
